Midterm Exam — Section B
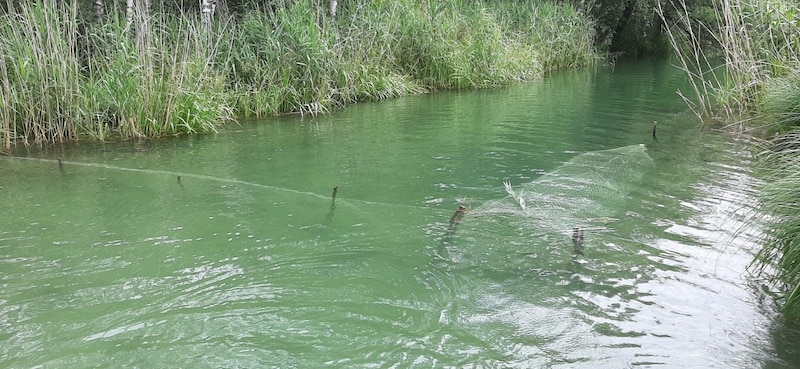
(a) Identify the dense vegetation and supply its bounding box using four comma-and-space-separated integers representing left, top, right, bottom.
0, 0, 596, 150
662, 0, 800, 321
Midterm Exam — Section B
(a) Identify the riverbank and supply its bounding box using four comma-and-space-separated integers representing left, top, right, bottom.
0, 0, 595, 152
662, 0, 800, 321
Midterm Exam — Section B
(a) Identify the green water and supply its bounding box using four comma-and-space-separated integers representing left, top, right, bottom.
2, 60, 799, 368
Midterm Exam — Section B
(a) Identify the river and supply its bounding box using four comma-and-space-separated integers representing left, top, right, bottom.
1, 60, 799, 368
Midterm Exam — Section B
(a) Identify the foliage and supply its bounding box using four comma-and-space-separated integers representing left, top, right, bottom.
224, 0, 596, 117
752, 131, 800, 322
0, 0, 231, 148
660, 0, 800, 321
659, 0, 800, 125
585, 0, 679, 57
0, 0, 596, 150
0, 0, 83, 145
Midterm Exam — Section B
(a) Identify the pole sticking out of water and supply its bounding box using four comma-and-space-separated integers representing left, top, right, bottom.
325, 186, 338, 225
652, 120, 658, 139
177, 175, 184, 189
449, 205, 467, 230
572, 226, 585, 255
57, 157, 64, 175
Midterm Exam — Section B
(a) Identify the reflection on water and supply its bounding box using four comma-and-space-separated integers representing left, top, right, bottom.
2, 60, 800, 368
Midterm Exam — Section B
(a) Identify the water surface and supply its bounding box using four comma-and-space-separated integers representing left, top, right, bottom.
2, 60, 799, 368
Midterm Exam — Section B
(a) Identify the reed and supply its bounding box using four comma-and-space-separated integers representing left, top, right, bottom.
657, 0, 800, 128
661, 0, 800, 321
0, 0, 231, 150
79, 5, 233, 139
225, 0, 337, 116
495, 1, 595, 73
226, 0, 596, 117
751, 132, 800, 321
0, 0, 83, 145
760, 75, 800, 135
1, 0, 596, 149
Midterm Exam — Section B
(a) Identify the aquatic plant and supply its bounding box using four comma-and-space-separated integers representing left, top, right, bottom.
0, 0, 596, 149
0, 0, 231, 149
657, 0, 800, 129
86, 7, 232, 139
751, 132, 800, 321
224, 0, 595, 117
224, 0, 339, 116
660, 0, 800, 321
0, 0, 83, 145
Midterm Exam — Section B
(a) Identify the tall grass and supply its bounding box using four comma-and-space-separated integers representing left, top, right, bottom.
224, 0, 339, 116
660, 0, 800, 321
0, 1, 83, 145
657, 0, 800, 129
224, 0, 596, 117
751, 132, 800, 321
83, 8, 231, 139
1, 0, 596, 150
0, 0, 231, 150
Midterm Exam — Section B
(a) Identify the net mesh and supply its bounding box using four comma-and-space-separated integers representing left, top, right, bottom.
471, 144, 653, 233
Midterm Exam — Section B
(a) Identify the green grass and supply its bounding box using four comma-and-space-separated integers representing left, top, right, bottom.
751, 132, 800, 321
0, 0, 231, 148
85, 10, 231, 139
0, 0, 596, 151
661, 0, 800, 321
224, 0, 596, 117
0, 0, 83, 144
658, 0, 800, 127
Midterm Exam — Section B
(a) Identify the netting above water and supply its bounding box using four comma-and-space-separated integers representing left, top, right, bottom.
471, 144, 654, 234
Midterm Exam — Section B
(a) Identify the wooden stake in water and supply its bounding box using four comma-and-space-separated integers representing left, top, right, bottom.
325, 186, 338, 224
177, 175, 184, 189
572, 226, 585, 255
58, 157, 64, 175
449, 205, 467, 229
652, 120, 658, 138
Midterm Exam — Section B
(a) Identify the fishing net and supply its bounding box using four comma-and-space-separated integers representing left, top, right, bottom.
470, 144, 654, 234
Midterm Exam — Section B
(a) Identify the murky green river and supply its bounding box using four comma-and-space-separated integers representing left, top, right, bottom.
2, 60, 800, 368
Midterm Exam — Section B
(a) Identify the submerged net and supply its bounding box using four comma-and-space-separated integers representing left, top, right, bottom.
471, 144, 654, 234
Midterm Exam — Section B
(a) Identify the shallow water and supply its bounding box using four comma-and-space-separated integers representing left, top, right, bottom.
2, 60, 799, 368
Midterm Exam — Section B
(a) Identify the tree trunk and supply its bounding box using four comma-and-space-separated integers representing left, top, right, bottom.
94, 0, 103, 20
329, 0, 337, 17
201, 0, 216, 29
125, 0, 151, 53
126, 0, 135, 29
